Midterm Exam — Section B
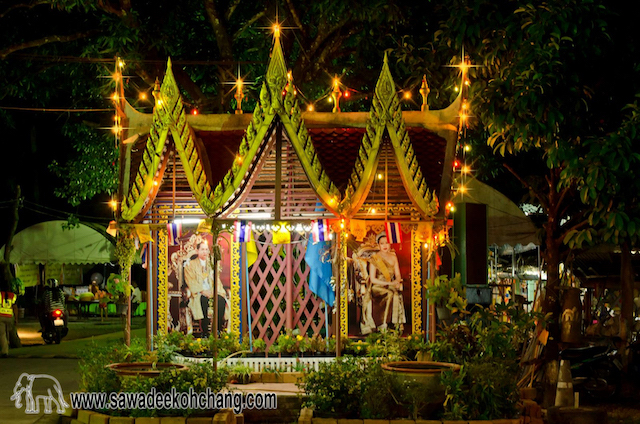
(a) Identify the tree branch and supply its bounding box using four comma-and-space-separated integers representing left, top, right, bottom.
503, 163, 548, 210
96, 0, 125, 17
556, 185, 572, 212
556, 218, 590, 245
0, 30, 99, 59
0, 0, 50, 20
232, 9, 267, 39
284, 0, 307, 39
203, 0, 233, 60
225, 0, 242, 21
309, 18, 351, 58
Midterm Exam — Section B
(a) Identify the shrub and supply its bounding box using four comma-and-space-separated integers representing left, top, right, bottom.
78, 340, 228, 417
300, 357, 407, 419
441, 359, 519, 420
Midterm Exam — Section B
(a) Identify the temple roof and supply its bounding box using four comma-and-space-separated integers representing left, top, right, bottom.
120, 35, 462, 223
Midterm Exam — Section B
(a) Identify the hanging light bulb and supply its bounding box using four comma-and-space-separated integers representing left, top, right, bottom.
307, 104, 314, 112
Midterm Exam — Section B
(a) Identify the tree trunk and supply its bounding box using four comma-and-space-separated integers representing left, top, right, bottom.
620, 241, 634, 345
2, 186, 21, 281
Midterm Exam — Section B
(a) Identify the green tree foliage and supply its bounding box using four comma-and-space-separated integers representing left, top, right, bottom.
430, 0, 639, 355
0, 0, 435, 214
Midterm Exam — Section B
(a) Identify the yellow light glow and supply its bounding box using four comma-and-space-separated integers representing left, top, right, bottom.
111, 125, 120, 134
307, 104, 314, 112
156, 99, 163, 108
454, 86, 459, 92
287, 71, 292, 81
111, 93, 119, 102
236, 155, 243, 165
153, 180, 159, 186
462, 165, 471, 174
333, 78, 340, 89
465, 80, 471, 86
236, 78, 243, 88
118, 59, 125, 68
424, 243, 429, 249
404, 91, 411, 99
340, 219, 345, 229
273, 24, 280, 37
109, 200, 118, 210
377, 173, 383, 180
459, 61, 468, 73
464, 144, 471, 152
460, 113, 468, 121
459, 185, 467, 193
139, 92, 147, 100
328, 97, 333, 103
371, 208, 376, 214
462, 102, 468, 110
450, 206, 456, 212
329, 197, 337, 205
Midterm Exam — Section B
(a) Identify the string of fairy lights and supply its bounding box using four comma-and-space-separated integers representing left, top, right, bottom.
98, 23, 478, 238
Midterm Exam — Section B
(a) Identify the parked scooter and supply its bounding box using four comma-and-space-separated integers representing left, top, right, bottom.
39, 278, 69, 345
42, 308, 68, 344
560, 341, 622, 399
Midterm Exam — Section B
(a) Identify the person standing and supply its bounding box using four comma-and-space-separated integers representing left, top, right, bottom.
131, 281, 142, 316
0, 279, 18, 357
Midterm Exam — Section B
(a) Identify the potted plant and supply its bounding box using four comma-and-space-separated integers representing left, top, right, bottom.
106, 273, 131, 315
229, 364, 253, 384
425, 273, 466, 322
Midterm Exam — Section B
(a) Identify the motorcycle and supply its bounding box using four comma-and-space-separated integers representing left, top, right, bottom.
41, 308, 69, 344
559, 341, 622, 399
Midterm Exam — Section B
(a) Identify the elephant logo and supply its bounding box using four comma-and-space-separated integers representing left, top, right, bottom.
10, 373, 69, 414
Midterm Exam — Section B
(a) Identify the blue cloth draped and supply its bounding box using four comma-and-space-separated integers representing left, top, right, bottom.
304, 239, 334, 307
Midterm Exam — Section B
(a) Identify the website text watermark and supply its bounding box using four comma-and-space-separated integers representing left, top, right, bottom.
69, 388, 277, 414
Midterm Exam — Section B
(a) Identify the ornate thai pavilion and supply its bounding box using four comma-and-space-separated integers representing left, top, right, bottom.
118, 31, 464, 346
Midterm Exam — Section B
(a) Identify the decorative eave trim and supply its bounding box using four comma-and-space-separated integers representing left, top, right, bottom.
122, 58, 218, 220
341, 54, 439, 218
206, 95, 277, 215
121, 93, 171, 221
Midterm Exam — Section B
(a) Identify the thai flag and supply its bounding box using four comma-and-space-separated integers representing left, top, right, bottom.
385, 222, 403, 244
141, 243, 148, 269
167, 222, 182, 246
234, 220, 252, 243
312, 219, 330, 243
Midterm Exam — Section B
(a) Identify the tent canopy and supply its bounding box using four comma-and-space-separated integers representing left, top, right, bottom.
454, 179, 539, 247
0, 220, 115, 265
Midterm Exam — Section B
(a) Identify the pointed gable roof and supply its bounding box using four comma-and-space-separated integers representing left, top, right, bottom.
339, 54, 439, 218
121, 35, 460, 223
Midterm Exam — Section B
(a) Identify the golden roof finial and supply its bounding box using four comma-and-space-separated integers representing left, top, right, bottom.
331, 75, 342, 113
419, 75, 430, 112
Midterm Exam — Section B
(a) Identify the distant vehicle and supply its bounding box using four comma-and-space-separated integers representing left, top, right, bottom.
41, 308, 68, 344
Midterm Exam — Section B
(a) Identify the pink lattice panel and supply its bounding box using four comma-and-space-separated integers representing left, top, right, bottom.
248, 232, 328, 348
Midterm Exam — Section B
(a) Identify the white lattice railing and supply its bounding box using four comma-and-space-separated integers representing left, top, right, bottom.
172, 354, 335, 372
